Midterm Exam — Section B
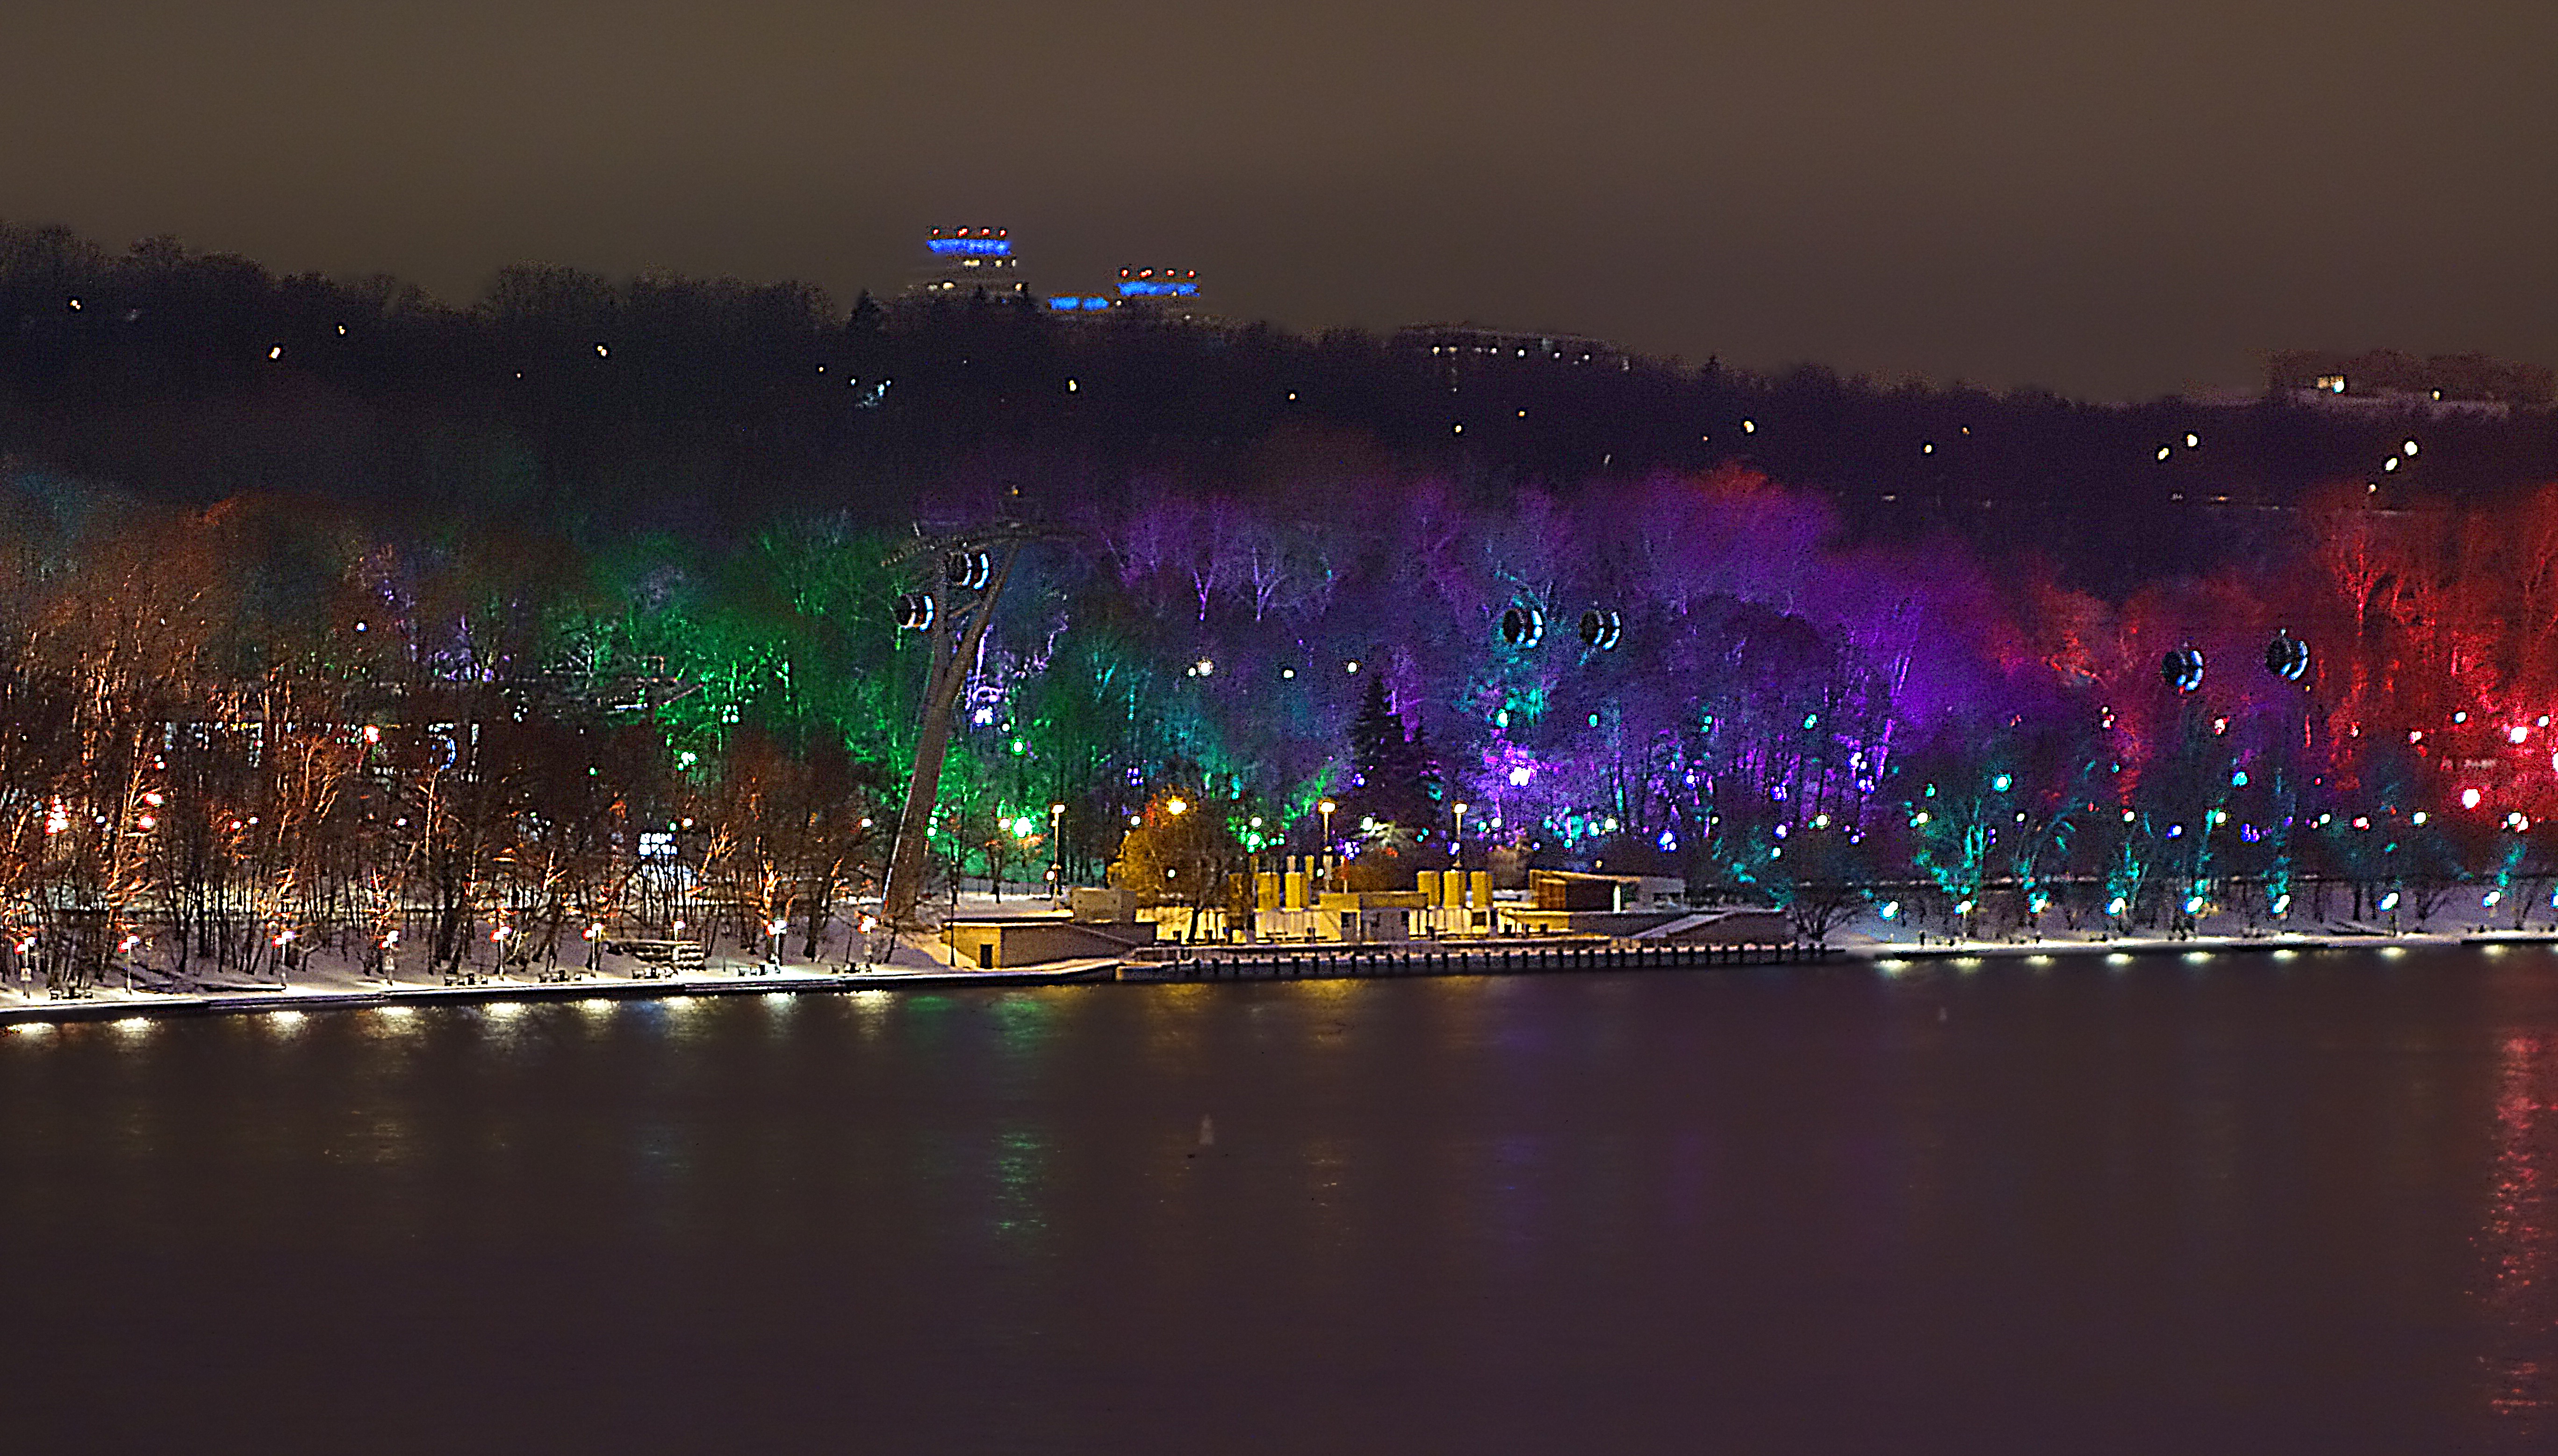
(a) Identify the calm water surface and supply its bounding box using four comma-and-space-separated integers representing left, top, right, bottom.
7, 947, 2558, 1453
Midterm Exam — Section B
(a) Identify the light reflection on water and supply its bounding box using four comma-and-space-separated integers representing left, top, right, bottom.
2482, 1033, 2558, 1420
0, 949, 2555, 1451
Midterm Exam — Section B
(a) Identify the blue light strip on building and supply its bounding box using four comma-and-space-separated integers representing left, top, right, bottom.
1116, 281, 1199, 298
928, 238, 1013, 257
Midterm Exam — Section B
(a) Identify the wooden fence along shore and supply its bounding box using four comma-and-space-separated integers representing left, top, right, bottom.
1117, 940, 1826, 982
0, 938, 1830, 1026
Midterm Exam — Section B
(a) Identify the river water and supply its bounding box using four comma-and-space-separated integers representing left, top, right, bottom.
7, 946, 2558, 1453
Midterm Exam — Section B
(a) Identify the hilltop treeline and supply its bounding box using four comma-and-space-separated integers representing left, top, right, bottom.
7, 223, 2558, 591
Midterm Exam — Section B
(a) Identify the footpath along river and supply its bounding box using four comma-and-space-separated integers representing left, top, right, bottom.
5, 944, 2557, 1454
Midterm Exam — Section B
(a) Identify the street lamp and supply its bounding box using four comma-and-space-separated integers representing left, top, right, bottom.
1452, 801, 1469, 862
1049, 801, 1067, 906
1318, 798, 1337, 890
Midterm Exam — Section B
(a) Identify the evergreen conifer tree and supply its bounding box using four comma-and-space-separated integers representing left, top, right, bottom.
1343, 677, 1443, 832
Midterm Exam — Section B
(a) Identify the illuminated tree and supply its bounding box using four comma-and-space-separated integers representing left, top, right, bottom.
1338, 675, 1441, 833
1112, 789, 1250, 942
1894, 745, 2016, 939
1726, 818, 1878, 945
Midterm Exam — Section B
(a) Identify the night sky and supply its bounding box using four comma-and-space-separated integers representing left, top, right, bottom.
4, 0, 2551, 399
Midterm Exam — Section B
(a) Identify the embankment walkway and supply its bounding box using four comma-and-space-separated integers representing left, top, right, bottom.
10, 923, 2555, 1030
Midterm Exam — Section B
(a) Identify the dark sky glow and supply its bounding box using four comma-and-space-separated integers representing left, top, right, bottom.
5, 0, 2552, 397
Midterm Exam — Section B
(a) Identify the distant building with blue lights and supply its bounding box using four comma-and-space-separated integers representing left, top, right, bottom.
898, 226, 1214, 323
1115, 266, 1199, 301
1045, 265, 1213, 324
907, 227, 1029, 302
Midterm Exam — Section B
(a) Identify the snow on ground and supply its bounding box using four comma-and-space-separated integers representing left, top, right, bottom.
0, 882, 1095, 1021
11, 880, 2556, 1026
1822, 897, 2558, 960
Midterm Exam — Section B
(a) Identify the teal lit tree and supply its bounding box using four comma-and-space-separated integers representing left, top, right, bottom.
1894, 748, 2018, 939
1726, 815, 1878, 945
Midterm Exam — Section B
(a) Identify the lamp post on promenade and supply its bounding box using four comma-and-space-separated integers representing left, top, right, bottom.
1319, 798, 1337, 890
1049, 801, 1067, 907
2263, 629, 2313, 924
